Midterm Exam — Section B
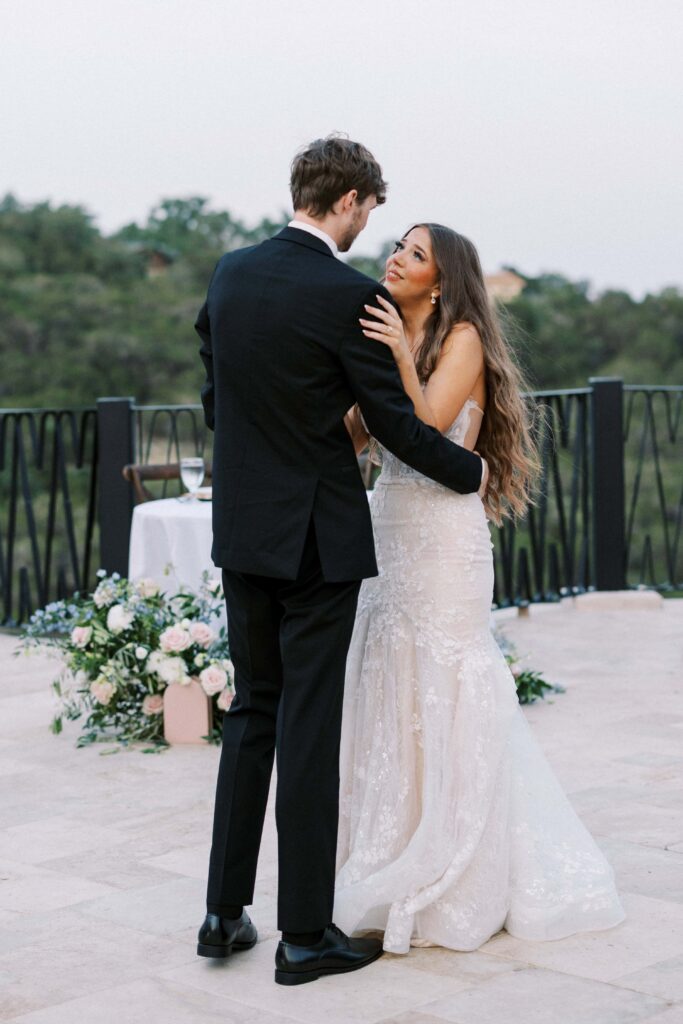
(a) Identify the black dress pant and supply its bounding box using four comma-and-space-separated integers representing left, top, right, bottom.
205, 518, 362, 932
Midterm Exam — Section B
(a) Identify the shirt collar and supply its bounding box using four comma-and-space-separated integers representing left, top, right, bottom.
287, 219, 338, 258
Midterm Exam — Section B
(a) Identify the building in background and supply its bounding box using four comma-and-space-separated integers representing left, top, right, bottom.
485, 268, 526, 301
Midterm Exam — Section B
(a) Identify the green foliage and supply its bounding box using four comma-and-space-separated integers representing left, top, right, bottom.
347, 239, 395, 282
20, 569, 231, 752
514, 669, 565, 705
494, 626, 564, 705
0, 194, 288, 407
1, 193, 682, 410
506, 269, 683, 390
114, 197, 290, 291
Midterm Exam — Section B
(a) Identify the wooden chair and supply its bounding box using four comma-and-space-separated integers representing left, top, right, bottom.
123, 459, 375, 503
122, 461, 212, 504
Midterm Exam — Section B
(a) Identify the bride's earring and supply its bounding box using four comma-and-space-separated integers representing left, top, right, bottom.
431, 293, 437, 305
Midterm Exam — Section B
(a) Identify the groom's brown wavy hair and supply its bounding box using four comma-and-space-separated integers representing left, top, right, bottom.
290, 134, 388, 216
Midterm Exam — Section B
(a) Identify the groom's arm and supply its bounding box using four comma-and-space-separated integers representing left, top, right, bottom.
339, 285, 484, 495
195, 299, 215, 431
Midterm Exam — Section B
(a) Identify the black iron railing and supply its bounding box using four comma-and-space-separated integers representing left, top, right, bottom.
1, 380, 681, 624
623, 386, 683, 591
0, 407, 98, 624
491, 387, 592, 606
133, 404, 211, 468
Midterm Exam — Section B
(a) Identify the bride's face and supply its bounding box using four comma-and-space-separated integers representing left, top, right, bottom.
384, 226, 439, 304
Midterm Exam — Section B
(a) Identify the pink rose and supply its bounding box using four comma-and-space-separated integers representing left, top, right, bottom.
199, 665, 228, 696
142, 693, 164, 716
71, 626, 92, 648
216, 687, 234, 711
90, 678, 115, 705
189, 621, 214, 649
159, 625, 192, 653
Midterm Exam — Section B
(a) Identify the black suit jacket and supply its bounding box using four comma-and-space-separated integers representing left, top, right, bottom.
195, 226, 483, 582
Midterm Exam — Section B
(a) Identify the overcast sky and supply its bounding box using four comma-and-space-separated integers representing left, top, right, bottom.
2, 0, 681, 297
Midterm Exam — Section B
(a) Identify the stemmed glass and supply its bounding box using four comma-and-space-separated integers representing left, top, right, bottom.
180, 457, 205, 501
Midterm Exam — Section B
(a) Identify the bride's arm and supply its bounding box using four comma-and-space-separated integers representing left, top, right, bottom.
344, 405, 370, 455
421, 325, 485, 434
360, 298, 485, 434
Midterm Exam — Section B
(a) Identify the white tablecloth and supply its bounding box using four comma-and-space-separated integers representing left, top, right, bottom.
128, 497, 221, 604
128, 492, 375, 628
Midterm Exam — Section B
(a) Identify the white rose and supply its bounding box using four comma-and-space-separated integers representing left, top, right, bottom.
158, 656, 191, 686
93, 580, 117, 608
199, 665, 228, 696
147, 650, 167, 677
135, 577, 159, 598
135, 646, 148, 660
159, 625, 192, 653
106, 605, 134, 633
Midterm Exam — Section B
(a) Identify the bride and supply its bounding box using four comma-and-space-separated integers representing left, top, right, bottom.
335, 223, 626, 953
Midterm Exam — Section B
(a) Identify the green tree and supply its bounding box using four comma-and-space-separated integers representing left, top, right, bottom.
1, 192, 681, 409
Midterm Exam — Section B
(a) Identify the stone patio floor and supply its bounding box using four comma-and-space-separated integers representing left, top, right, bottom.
1, 596, 682, 1024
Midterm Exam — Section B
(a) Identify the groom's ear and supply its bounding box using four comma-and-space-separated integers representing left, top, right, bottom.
335, 189, 359, 213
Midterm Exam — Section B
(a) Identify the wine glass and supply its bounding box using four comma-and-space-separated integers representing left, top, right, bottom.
180, 457, 205, 501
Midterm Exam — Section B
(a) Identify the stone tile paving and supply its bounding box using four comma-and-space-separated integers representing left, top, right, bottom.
0, 596, 681, 1023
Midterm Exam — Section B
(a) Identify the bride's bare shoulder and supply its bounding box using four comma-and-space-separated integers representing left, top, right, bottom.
440, 321, 483, 358
434, 323, 487, 411
437, 323, 485, 378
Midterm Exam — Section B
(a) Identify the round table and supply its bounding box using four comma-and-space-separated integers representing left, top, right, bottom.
128, 492, 375, 624
128, 497, 221, 607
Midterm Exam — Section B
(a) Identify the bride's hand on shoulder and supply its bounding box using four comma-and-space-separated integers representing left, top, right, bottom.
359, 295, 411, 367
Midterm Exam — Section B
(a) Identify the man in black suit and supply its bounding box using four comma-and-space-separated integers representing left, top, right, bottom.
195, 135, 487, 985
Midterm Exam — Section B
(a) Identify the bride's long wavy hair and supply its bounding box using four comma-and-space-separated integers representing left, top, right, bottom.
400, 223, 541, 525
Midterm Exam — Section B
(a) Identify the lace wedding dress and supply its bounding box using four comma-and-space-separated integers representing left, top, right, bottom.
334, 398, 625, 953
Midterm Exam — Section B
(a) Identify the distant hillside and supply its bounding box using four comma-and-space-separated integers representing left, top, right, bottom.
1, 193, 681, 408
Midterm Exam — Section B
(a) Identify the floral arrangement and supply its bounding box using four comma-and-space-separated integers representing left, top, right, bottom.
18, 570, 233, 751
494, 626, 565, 704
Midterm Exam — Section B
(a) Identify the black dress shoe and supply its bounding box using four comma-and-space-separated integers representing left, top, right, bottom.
196, 911, 257, 958
274, 923, 383, 985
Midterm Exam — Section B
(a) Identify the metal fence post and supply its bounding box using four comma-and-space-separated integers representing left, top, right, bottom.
589, 377, 626, 590
97, 397, 135, 575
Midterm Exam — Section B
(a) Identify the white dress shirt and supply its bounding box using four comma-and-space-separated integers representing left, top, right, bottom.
287, 219, 338, 258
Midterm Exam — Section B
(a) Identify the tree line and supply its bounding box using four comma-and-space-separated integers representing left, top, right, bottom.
1, 193, 681, 408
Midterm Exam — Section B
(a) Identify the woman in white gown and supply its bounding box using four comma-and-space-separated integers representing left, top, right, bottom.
334, 223, 625, 954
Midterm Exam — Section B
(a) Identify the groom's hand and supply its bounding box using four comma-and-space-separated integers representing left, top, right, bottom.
474, 452, 489, 498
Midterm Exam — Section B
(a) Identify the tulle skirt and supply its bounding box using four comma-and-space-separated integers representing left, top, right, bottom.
334, 478, 626, 952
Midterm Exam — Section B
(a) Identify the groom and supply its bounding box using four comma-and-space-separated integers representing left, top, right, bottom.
195, 135, 487, 985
